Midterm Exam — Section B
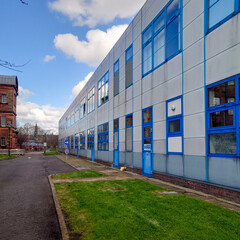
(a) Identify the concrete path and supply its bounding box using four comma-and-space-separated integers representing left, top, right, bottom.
56, 154, 240, 212
0, 152, 77, 240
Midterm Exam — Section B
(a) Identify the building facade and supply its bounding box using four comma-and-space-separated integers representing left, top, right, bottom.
59, 0, 240, 190
0, 75, 19, 150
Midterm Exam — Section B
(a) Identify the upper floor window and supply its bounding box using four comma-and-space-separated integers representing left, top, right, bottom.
142, 0, 181, 77
1, 116, 6, 127
126, 45, 133, 88
114, 60, 119, 96
88, 87, 95, 113
98, 72, 109, 107
80, 98, 86, 119
2, 94, 7, 103
207, 0, 239, 32
75, 106, 80, 123
206, 74, 240, 156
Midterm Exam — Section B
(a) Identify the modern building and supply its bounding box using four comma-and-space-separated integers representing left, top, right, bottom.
0, 75, 19, 149
59, 0, 240, 191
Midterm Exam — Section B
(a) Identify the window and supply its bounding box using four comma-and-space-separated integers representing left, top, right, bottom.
1, 137, 6, 146
1, 116, 6, 127
87, 128, 95, 149
80, 98, 86, 119
71, 135, 74, 149
2, 94, 7, 103
75, 134, 79, 149
88, 88, 95, 113
166, 96, 183, 154
126, 114, 133, 151
207, 74, 240, 156
207, 0, 239, 32
80, 131, 85, 149
98, 72, 109, 107
98, 123, 109, 151
114, 60, 119, 96
75, 106, 80, 123
142, 0, 181, 77
126, 45, 133, 88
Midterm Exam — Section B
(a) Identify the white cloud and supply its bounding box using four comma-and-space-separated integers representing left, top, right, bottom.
48, 0, 146, 27
17, 86, 66, 133
72, 72, 94, 96
54, 24, 128, 66
43, 55, 56, 62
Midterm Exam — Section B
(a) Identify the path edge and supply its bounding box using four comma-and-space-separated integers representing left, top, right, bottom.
48, 175, 70, 240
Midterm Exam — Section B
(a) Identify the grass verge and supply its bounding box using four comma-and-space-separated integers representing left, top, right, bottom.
0, 154, 19, 160
51, 171, 106, 180
55, 179, 240, 240
44, 151, 61, 156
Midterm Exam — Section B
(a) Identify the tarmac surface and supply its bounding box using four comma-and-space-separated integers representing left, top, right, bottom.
0, 152, 77, 240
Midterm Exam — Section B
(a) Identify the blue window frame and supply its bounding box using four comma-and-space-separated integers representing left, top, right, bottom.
114, 60, 119, 96
125, 45, 133, 88
206, 74, 240, 157
142, 0, 182, 77
98, 72, 109, 107
75, 134, 79, 149
126, 114, 133, 152
166, 96, 183, 154
70, 135, 74, 149
87, 128, 95, 150
80, 131, 85, 149
88, 87, 95, 114
98, 123, 109, 151
205, 0, 240, 33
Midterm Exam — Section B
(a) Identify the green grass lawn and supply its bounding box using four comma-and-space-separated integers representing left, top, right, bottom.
0, 154, 19, 160
44, 151, 61, 156
52, 171, 106, 180
55, 179, 240, 240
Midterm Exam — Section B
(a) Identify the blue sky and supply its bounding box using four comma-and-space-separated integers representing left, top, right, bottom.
0, 0, 145, 132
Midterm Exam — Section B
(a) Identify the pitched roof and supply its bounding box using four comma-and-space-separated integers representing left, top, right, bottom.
0, 75, 18, 93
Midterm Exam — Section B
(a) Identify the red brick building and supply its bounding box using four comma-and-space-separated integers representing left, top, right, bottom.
0, 75, 19, 149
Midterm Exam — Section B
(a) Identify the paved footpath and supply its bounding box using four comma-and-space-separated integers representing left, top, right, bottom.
0, 152, 77, 240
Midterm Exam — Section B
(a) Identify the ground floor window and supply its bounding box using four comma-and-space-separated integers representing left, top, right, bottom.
87, 128, 94, 149
80, 131, 85, 149
1, 137, 6, 146
75, 134, 79, 149
98, 123, 109, 151
71, 135, 74, 149
126, 114, 133, 151
207, 74, 240, 157
166, 96, 183, 154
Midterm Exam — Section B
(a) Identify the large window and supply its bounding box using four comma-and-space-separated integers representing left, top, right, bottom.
71, 135, 74, 149
126, 45, 133, 88
80, 98, 86, 119
166, 96, 183, 154
1, 137, 6, 146
88, 88, 95, 113
75, 106, 79, 123
207, 74, 240, 156
207, 0, 239, 32
126, 114, 133, 151
142, 0, 181, 76
98, 123, 109, 151
80, 131, 85, 149
114, 60, 119, 96
87, 128, 95, 149
98, 72, 109, 107
75, 134, 79, 149
2, 94, 7, 103
1, 116, 6, 127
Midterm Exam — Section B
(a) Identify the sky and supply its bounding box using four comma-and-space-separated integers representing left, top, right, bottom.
0, 0, 146, 133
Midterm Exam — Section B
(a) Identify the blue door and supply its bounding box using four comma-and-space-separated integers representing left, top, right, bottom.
142, 107, 153, 177
113, 119, 119, 167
